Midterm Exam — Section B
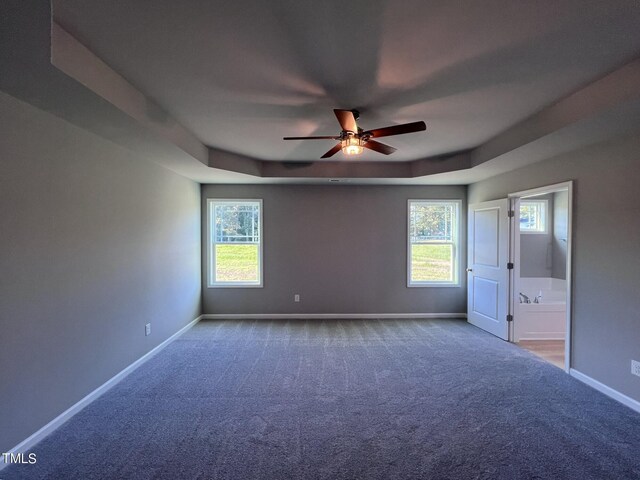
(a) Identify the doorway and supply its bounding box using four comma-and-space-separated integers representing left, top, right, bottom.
509, 182, 573, 371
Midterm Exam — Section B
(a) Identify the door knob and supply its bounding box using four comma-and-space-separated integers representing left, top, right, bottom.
466, 268, 473, 272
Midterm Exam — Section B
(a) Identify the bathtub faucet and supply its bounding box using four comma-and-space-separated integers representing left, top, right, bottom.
519, 293, 531, 304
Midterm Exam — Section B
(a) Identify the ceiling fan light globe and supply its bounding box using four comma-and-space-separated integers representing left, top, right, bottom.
341, 137, 364, 156
343, 145, 364, 155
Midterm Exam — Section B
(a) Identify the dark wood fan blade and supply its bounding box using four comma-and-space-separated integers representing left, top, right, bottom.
283, 136, 339, 140
363, 139, 397, 155
334, 109, 358, 133
364, 121, 426, 138
321, 143, 342, 158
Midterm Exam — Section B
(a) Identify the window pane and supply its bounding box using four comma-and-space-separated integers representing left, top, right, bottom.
520, 204, 537, 230
215, 244, 259, 283
411, 244, 453, 282
215, 204, 260, 243
410, 203, 454, 242
520, 201, 545, 232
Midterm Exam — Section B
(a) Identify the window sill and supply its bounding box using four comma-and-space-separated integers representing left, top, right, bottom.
407, 283, 460, 288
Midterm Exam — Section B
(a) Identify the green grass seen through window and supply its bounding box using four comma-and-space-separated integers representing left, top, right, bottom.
214, 243, 451, 284
215, 244, 259, 283
411, 244, 453, 282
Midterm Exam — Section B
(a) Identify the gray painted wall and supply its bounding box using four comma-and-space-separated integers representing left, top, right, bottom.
0, 92, 201, 453
552, 191, 568, 280
520, 194, 554, 278
201, 185, 467, 315
469, 130, 640, 403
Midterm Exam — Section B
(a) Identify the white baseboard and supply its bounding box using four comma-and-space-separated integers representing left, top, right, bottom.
201, 313, 467, 320
1, 315, 203, 471
570, 368, 640, 414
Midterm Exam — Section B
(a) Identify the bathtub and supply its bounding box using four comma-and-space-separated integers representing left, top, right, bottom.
514, 278, 567, 341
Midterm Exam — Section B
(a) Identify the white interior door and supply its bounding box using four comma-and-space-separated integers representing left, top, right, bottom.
467, 199, 510, 340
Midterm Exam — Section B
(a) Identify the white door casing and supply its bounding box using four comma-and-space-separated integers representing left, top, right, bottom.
508, 181, 574, 371
467, 199, 510, 340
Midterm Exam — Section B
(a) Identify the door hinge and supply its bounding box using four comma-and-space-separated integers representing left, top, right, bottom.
508, 210, 515, 218
506, 314, 513, 322
507, 262, 514, 270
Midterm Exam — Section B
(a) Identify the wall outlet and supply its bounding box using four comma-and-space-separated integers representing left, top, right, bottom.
145, 323, 151, 336
294, 294, 300, 303
632, 360, 640, 377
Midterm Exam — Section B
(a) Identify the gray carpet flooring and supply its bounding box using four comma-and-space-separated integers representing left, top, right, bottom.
4, 318, 640, 479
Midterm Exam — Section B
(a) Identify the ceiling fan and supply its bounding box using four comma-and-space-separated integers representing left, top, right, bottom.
283, 109, 427, 158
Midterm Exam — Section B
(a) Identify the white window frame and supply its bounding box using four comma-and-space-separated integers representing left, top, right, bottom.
519, 199, 548, 234
207, 199, 263, 288
407, 199, 461, 287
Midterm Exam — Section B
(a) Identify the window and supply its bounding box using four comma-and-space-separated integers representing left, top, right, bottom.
408, 200, 460, 286
208, 199, 262, 287
519, 199, 547, 234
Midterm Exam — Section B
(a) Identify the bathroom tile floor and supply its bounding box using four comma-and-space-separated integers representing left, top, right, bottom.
517, 340, 565, 369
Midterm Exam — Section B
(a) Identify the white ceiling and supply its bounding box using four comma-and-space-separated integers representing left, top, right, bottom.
53, 0, 640, 163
